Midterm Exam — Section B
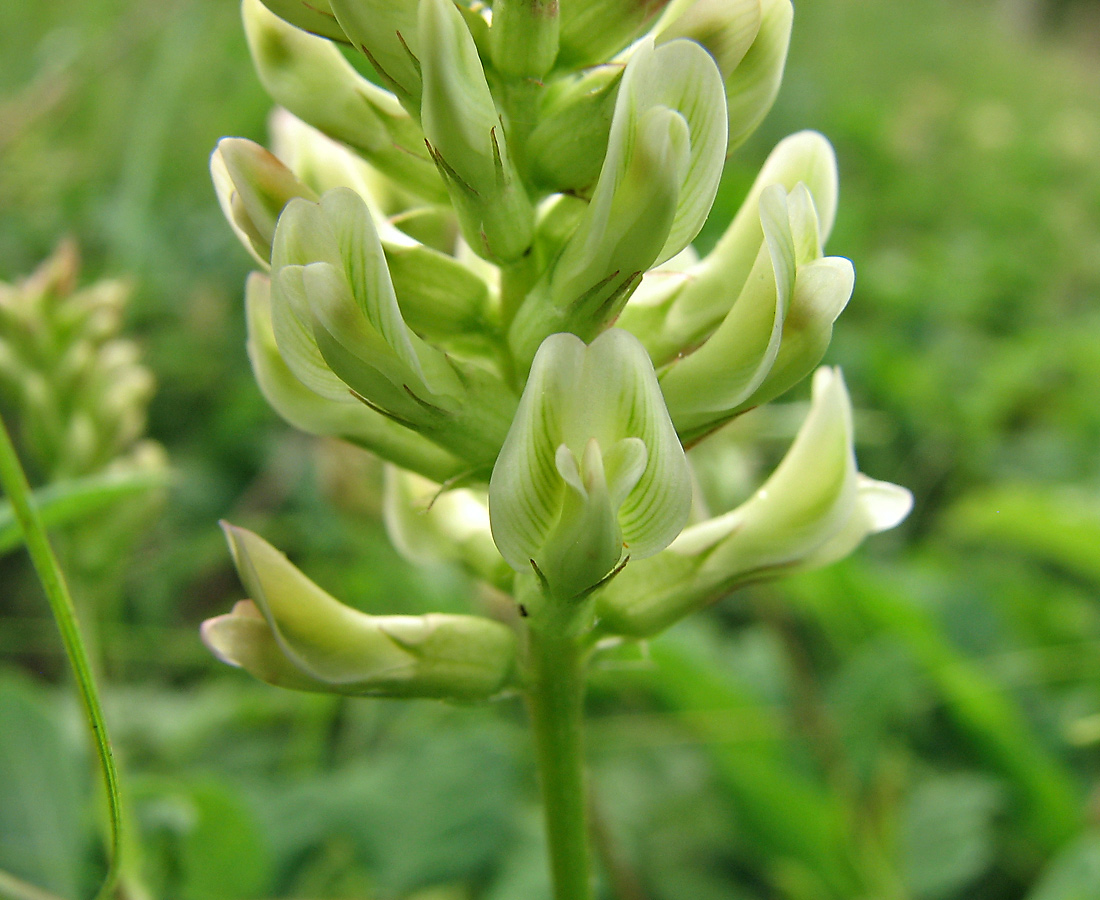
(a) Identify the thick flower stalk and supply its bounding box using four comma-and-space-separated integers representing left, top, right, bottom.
204, 1, 911, 896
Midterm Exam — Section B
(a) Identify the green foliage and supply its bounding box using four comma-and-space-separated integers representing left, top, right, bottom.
0, 675, 89, 900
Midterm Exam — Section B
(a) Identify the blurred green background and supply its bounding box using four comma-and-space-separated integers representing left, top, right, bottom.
3, 0, 1100, 897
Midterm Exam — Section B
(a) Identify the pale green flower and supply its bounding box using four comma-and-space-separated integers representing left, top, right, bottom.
203, 524, 517, 699
597, 368, 912, 636
509, 36, 728, 370
489, 329, 691, 602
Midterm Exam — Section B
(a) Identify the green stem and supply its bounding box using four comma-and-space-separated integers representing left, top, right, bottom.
525, 629, 594, 900
0, 414, 123, 900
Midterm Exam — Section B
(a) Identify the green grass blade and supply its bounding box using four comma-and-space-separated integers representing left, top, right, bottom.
0, 414, 123, 900
0, 467, 169, 555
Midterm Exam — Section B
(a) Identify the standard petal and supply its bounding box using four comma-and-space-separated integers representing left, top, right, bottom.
508, 38, 726, 369
581, 330, 692, 558
620, 131, 838, 361
489, 332, 582, 573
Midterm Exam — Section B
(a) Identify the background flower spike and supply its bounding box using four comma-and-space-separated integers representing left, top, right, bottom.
489, 330, 691, 605
209, 523, 518, 700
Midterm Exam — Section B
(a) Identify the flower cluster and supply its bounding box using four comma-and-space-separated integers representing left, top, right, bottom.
203, 0, 910, 698
0, 241, 164, 483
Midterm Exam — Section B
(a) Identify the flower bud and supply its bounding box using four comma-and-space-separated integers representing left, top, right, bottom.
556, 0, 671, 70
490, 0, 560, 80
328, 0, 422, 112
203, 524, 518, 699
383, 467, 511, 589
270, 188, 516, 467
509, 38, 727, 370
596, 368, 912, 636
242, 0, 444, 201
211, 138, 318, 266
255, 0, 347, 43
524, 64, 622, 195
419, 0, 534, 262
245, 272, 466, 483
489, 330, 691, 602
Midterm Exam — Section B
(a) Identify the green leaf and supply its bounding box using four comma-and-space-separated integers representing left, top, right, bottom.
177, 781, 272, 900
0, 466, 168, 555
900, 773, 1004, 900
1027, 832, 1100, 900
618, 626, 862, 898
944, 484, 1100, 586
0, 676, 88, 900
